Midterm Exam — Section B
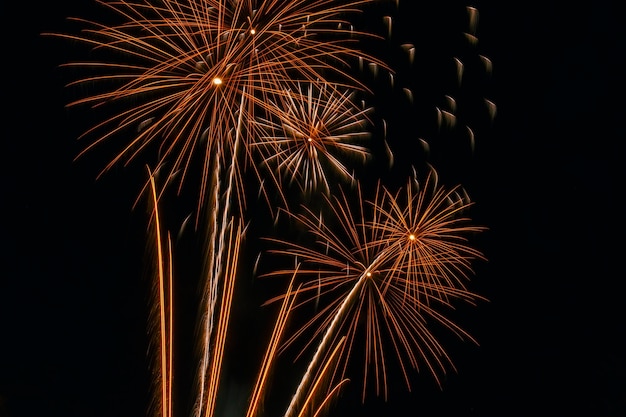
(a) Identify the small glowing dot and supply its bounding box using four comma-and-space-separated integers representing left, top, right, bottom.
409, 234, 416, 241
308, 138, 313, 142
366, 272, 372, 277
212, 77, 223, 85
250, 29, 256, 35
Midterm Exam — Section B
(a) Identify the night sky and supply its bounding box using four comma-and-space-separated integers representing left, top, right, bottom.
2, 1, 625, 417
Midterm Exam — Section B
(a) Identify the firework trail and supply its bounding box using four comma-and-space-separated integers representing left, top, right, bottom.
146, 167, 175, 417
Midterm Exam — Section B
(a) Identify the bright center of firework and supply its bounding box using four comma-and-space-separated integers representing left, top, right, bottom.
366, 272, 372, 277
212, 77, 223, 85
250, 29, 256, 35
308, 138, 313, 142
409, 234, 416, 241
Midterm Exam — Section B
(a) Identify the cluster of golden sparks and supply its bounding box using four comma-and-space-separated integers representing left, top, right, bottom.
47, 1, 494, 417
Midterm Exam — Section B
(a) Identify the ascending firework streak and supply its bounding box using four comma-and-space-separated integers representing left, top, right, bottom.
196, 88, 246, 417
203, 216, 246, 417
146, 167, 174, 417
261, 169, 487, 415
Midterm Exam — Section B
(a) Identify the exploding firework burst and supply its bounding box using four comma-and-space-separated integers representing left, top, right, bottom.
254, 82, 374, 195
262, 169, 487, 407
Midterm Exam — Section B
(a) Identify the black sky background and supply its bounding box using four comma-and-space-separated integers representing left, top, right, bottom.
2, 1, 626, 417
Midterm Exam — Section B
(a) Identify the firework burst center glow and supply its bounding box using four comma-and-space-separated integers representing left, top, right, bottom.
307, 126, 321, 142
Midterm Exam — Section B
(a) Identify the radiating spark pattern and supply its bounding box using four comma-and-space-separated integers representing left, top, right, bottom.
254, 83, 373, 195
48, 0, 388, 215
262, 170, 487, 405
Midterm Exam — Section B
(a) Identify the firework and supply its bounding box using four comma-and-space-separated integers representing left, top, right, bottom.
46, 3, 392, 416
261, 169, 487, 409
254, 82, 373, 196
47, 1, 494, 416
48, 0, 388, 215
146, 167, 175, 417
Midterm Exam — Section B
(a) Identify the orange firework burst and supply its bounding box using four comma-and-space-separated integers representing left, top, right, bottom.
262, 169, 487, 406
48, 0, 388, 215
254, 82, 373, 195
